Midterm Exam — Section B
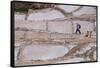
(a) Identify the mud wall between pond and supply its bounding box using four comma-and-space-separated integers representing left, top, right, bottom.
15, 20, 73, 34
15, 20, 94, 34
14, 15, 96, 66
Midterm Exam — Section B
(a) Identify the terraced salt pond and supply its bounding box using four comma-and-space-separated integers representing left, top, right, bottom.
15, 42, 96, 66
21, 45, 69, 61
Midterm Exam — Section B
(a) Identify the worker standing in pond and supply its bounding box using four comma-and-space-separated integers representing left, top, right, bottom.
25, 9, 29, 20
75, 23, 81, 34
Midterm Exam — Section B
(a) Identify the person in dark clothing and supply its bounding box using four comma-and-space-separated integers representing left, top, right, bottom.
75, 23, 81, 34
25, 9, 29, 20
25, 12, 29, 20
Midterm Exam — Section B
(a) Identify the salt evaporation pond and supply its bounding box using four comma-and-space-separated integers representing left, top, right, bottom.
21, 44, 69, 61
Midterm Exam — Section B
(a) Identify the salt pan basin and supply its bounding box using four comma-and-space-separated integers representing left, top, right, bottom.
21, 44, 68, 61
